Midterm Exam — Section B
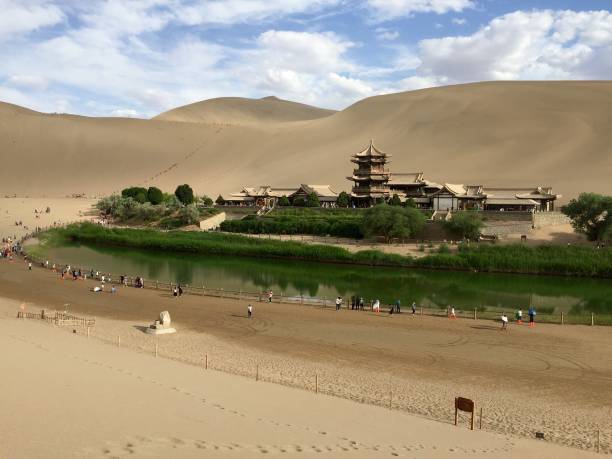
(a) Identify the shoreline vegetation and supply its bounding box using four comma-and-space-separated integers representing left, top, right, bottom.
45, 223, 612, 278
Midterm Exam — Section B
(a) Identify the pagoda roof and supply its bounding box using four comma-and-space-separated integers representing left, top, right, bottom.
388, 172, 424, 185
352, 139, 391, 159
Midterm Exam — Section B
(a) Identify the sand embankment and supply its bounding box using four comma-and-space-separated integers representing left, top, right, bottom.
0, 259, 610, 456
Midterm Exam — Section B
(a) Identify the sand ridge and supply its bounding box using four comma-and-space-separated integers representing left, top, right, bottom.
1, 81, 611, 198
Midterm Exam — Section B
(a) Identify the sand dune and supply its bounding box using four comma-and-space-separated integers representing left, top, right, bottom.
153, 95, 336, 124
1, 81, 611, 199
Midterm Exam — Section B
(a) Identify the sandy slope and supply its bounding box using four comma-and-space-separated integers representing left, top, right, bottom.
0, 260, 610, 456
1, 81, 611, 198
0, 299, 603, 459
154, 95, 336, 124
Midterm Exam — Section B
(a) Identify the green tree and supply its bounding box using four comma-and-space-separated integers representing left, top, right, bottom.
121, 186, 147, 203
562, 193, 612, 241
404, 197, 416, 208
361, 204, 425, 243
175, 184, 194, 205
215, 195, 225, 205
306, 192, 320, 207
147, 186, 163, 205
443, 212, 484, 240
336, 191, 350, 208
278, 195, 291, 206
199, 195, 213, 206
389, 194, 402, 206
293, 197, 306, 207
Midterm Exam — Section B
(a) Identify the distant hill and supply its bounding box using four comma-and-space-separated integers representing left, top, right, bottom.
1, 81, 611, 199
152, 96, 336, 124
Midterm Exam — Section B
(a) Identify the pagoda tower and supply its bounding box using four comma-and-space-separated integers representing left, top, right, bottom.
347, 140, 391, 205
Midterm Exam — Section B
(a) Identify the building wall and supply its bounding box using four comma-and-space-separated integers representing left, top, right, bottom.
532, 211, 571, 229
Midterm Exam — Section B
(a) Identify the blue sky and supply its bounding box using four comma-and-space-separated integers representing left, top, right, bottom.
1, 0, 611, 117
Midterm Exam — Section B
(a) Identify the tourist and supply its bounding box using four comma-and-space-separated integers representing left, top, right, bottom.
388, 306, 394, 315
351, 296, 356, 310
516, 309, 523, 324
395, 299, 401, 313
450, 306, 456, 319
173, 286, 178, 297
501, 312, 508, 330
268, 290, 273, 303
111, 286, 117, 294
412, 302, 417, 314
247, 304, 253, 318
373, 299, 380, 313
92, 286, 102, 293
528, 306, 536, 327
359, 297, 364, 310
335, 296, 342, 311
28, 261, 32, 270
178, 285, 183, 297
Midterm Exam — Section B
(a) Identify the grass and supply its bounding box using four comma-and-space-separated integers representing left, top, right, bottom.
51, 223, 612, 278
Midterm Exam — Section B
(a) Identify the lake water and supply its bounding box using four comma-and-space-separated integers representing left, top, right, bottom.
43, 242, 612, 314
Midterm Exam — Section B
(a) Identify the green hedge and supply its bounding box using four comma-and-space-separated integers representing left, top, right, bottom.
55, 223, 612, 277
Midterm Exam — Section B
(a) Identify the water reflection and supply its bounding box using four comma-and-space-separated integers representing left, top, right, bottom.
45, 242, 612, 314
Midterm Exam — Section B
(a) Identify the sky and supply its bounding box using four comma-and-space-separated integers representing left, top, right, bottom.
1, 0, 611, 117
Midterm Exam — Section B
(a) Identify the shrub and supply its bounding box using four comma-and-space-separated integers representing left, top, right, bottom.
362, 204, 426, 243
175, 184, 194, 205
278, 195, 291, 206
199, 195, 213, 207
121, 187, 147, 201
437, 244, 451, 254
444, 212, 484, 240
147, 187, 163, 205
293, 197, 306, 207
389, 194, 402, 206
306, 192, 320, 207
178, 204, 200, 225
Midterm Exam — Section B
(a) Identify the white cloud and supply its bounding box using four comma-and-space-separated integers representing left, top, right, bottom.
176, 0, 340, 25
111, 108, 140, 118
416, 10, 612, 83
452, 17, 466, 25
376, 28, 400, 40
7, 75, 49, 91
367, 0, 474, 21
0, 0, 64, 42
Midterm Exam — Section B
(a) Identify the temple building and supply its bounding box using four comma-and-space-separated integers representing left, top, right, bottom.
346, 141, 560, 211
217, 184, 338, 207
348, 140, 391, 205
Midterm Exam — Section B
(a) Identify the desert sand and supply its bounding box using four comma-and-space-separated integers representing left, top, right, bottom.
3, 304, 602, 459
0, 259, 610, 457
1, 81, 611, 199
0, 197, 96, 241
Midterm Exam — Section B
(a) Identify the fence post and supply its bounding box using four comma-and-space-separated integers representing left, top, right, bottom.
597, 429, 600, 453
205, 354, 208, 370
87, 327, 90, 338
315, 373, 318, 394
155, 341, 158, 357
561, 312, 564, 325
256, 364, 259, 381
301, 295, 303, 305
473, 308, 477, 320
479, 407, 483, 430
591, 312, 595, 326
155, 280, 158, 289
420, 307, 423, 316
117, 335, 121, 347
389, 390, 393, 409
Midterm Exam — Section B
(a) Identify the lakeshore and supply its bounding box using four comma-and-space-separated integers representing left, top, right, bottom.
0, 258, 611, 456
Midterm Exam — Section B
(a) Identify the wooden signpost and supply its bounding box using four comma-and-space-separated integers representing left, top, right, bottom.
455, 397, 475, 430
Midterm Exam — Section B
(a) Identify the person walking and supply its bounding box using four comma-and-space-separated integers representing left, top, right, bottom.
335, 296, 342, 311
516, 309, 523, 324
373, 299, 380, 314
178, 285, 183, 297
359, 297, 364, 311
28, 261, 32, 270
395, 299, 401, 313
173, 286, 178, 297
268, 290, 273, 303
501, 312, 508, 330
247, 304, 253, 318
411, 301, 417, 315
528, 306, 536, 327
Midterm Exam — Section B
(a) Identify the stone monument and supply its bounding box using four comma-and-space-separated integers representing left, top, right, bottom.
145, 310, 176, 335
